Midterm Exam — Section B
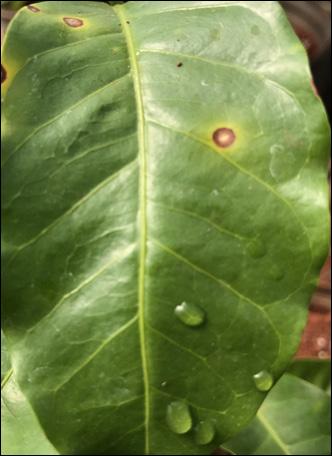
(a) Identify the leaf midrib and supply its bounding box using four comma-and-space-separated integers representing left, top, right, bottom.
114, 5, 150, 455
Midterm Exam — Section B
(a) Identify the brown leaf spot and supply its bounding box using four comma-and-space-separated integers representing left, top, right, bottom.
1, 65, 7, 84
63, 17, 84, 28
177, 62, 183, 67
126, 20, 130, 24
27, 5, 40, 13
212, 128, 236, 148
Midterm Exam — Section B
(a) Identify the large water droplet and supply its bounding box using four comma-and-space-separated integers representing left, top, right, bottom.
166, 401, 192, 434
174, 302, 205, 327
268, 265, 284, 281
195, 420, 216, 445
247, 239, 266, 258
253, 370, 274, 391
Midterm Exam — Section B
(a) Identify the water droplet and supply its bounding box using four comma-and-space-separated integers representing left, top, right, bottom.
268, 265, 284, 281
247, 239, 266, 258
174, 302, 205, 327
166, 401, 192, 434
63, 17, 84, 28
161, 381, 167, 387
212, 128, 236, 148
195, 420, 215, 445
253, 370, 274, 391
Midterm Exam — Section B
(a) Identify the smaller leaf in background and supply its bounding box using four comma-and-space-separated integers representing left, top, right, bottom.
287, 358, 331, 392
1, 377, 59, 455
1, 330, 11, 382
223, 374, 331, 455
1, 333, 58, 456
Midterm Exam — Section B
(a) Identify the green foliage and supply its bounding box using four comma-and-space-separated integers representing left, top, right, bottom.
224, 373, 331, 455
287, 358, 331, 392
1, 1, 330, 455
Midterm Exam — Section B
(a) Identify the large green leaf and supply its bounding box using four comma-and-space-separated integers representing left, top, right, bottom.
224, 373, 331, 455
1, 1, 330, 455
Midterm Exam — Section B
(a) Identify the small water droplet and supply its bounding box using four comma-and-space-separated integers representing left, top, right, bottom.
253, 370, 274, 391
166, 401, 192, 434
201, 80, 208, 86
161, 381, 167, 387
247, 239, 266, 258
268, 265, 284, 281
174, 302, 205, 327
195, 420, 215, 445
212, 128, 236, 148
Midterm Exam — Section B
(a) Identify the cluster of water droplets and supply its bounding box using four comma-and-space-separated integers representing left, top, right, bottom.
166, 401, 216, 446
166, 234, 277, 441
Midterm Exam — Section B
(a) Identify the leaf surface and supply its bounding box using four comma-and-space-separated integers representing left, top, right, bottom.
224, 373, 331, 455
287, 358, 331, 392
1, 333, 58, 455
1, 1, 330, 454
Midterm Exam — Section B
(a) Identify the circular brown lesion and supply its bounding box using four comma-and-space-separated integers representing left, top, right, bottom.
212, 128, 236, 148
63, 17, 84, 28
27, 5, 41, 13
1, 64, 7, 84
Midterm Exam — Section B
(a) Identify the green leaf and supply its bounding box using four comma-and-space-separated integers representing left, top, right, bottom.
1, 334, 58, 455
1, 1, 330, 455
287, 358, 331, 392
2, 377, 59, 455
1, 330, 11, 382
223, 373, 331, 455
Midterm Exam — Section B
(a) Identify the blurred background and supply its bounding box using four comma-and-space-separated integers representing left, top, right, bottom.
1, 1, 331, 359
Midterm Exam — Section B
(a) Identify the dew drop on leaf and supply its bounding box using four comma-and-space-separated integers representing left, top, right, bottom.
174, 302, 205, 327
166, 401, 192, 434
253, 370, 274, 391
195, 420, 216, 445
212, 128, 236, 148
247, 239, 266, 258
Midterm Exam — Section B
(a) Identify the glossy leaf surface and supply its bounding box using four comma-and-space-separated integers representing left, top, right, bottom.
224, 373, 331, 455
1, 1, 330, 454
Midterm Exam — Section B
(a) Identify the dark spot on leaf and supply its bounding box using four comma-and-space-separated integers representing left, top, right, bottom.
212, 128, 236, 148
63, 17, 84, 28
177, 62, 183, 67
27, 5, 40, 13
1, 65, 7, 84
126, 20, 130, 24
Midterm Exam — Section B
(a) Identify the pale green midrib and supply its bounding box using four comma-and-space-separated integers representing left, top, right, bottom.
114, 5, 150, 455
257, 410, 291, 455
